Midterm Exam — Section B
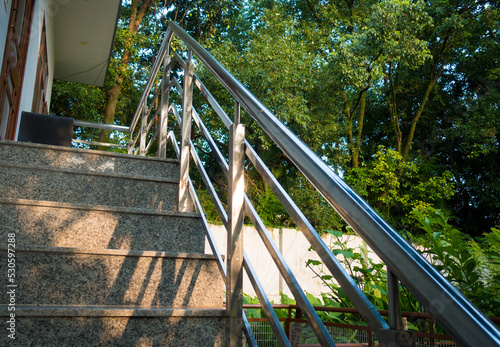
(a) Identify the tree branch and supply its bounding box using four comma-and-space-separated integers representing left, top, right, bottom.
306, 0, 322, 25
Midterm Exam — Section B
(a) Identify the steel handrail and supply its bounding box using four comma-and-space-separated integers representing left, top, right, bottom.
166, 130, 258, 346
128, 29, 173, 134
73, 120, 130, 133
124, 20, 500, 346
169, 76, 338, 344
165, 21, 500, 346
170, 101, 310, 346
172, 52, 388, 333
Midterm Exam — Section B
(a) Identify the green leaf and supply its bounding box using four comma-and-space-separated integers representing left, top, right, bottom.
332, 250, 355, 258
307, 259, 322, 266
327, 230, 343, 237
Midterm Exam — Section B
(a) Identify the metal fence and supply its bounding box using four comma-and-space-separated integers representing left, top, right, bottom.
248, 320, 460, 347
72, 20, 500, 346
245, 304, 500, 346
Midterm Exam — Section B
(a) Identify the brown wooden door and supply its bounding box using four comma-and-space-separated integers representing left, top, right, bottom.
0, 0, 35, 140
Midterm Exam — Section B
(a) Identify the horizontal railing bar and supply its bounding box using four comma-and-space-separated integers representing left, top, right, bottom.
167, 132, 256, 346
189, 139, 229, 229
145, 125, 160, 154
187, 135, 288, 345
245, 143, 388, 331
71, 139, 127, 149
73, 120, 130, 133
175, 53, 231, 129
247, 317, 374, 332
171, 103, 229, 231
146, 114, 156, 135
168, 131, 226, 280
244, 254, 291, 347
174, 94, 333, 344
171, 59, 387, 331
192, 110, 231, 176
244, 197, 336, 346
243, 304, 463, 341
173, 51, 186, 69
172, 78, 183, 95
129, 132, 140, 152
167, 21, 500, 346
129, 30, 173, 133
247, 316, 455, 342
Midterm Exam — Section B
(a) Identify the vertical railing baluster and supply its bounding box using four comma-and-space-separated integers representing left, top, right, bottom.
379, 269, 416, 346
227, 101, 245, 347
158, 50, 171, 158
178, 50, 194, 212
139, 103, 147, 155
127, 137, 134, 154
388, 269, 402, 331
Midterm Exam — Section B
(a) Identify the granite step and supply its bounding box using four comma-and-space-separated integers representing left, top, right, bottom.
0, 162, 188, 211
0, 198, 205, 253
0, 305, 226, 346
0, 139, 179, 179
0, 245, 224, 307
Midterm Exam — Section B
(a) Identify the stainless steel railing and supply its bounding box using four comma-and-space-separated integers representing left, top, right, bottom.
118, 21, 500, 346
72, 120, 129, 149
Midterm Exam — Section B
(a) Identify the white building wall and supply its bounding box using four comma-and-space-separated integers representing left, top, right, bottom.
205, 224, 381, 303
45, 0, 55, 111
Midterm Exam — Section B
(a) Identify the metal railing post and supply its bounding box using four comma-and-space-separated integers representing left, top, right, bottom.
127, 138, 134, 154
178, 51, 194, 212
227, 101, 245, 347
158, 51, 171, 158
139, 103, 148, 156
378, 269, 416, 346
388, 269, 402, 331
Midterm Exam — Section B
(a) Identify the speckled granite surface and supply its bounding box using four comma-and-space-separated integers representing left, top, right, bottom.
0, 139, 180, 179
0, 247, 224, 307
0, 141, 224, 345
0, 315, 226, 346
1, 163, 183, 211
0, 199, 204, 253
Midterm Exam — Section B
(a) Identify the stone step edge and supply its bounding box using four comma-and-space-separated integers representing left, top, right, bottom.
0, 161, 179, 184
0, 139, 179, 165
0, 304, 227, 317
0, 244, 215, 260
0, 197, 201, 219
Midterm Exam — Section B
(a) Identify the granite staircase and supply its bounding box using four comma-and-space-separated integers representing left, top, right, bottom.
0, 140, 226, 346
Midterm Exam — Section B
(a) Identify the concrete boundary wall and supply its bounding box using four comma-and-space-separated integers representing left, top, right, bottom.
205, 224, 382, 302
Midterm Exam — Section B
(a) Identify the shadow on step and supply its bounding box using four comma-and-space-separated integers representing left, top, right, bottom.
0, 201, 225, 345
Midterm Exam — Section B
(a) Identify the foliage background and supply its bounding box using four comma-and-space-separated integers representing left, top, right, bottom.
49, 0, 499, 326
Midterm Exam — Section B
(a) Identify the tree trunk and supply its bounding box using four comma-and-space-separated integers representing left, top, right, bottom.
344, 92, 355, 167
352, 90, 366, 168
401, 76, 438, 161
98, 0, 152, 149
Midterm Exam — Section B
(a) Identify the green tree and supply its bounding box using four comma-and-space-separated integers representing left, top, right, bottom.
194, 0, 498, 236
51, 0, 240, 148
